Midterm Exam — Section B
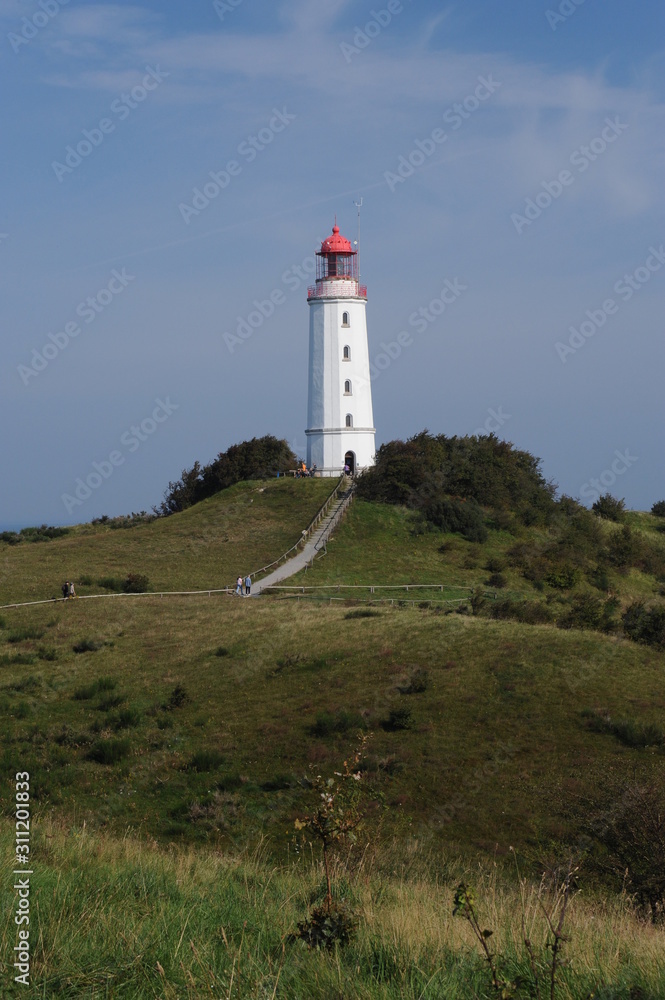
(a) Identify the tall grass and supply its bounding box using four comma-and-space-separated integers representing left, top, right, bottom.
1, 821, 663, 999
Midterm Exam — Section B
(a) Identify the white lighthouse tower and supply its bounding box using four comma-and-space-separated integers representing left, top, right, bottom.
305, 222, 376, 476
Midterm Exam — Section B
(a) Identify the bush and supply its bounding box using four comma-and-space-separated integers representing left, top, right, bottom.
606, 524, 640, 570
97, 577, 123, 592
7, 627, 45, 643
72, 638, 103, 654
344, 608, 380, 620
545, 566, 577, 589
73, 677, 116, 700
311, 709, 364, 737
163, 683, 189, 710
37, 646, 57, 661
589, 782, 665, 922
106, 708, 141, 731
592, 494, 626, 522
381, 707, 413, 731
485, 556, 506, 573
622, 602, 665, 647
487, 572, 506, 588
16, 525, 70, 543
185, 750, 224, 772
122, 573, 150, 594
156, 436, 296, 515
487, 599, 553, 625
87, 738, 131, 765
214, 646, 230, 657
651, 501, 665, 518
0, 531, 21, 545
397, 668, 429, 694
424, 497, 488, 543
79, 575, 93, 586
294, 900, 359, 950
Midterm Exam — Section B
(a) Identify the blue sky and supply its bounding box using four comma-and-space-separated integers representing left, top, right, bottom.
1, 0, 664, 528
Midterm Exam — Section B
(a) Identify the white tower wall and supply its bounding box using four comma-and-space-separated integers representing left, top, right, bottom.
306, 291, 375, 476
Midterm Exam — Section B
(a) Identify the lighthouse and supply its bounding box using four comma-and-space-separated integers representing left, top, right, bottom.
305, 222, 376, 476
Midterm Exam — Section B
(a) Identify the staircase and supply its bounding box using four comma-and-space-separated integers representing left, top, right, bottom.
252, 477, 355, 594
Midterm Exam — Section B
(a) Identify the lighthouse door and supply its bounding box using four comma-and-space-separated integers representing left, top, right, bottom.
344, 451, 356, 475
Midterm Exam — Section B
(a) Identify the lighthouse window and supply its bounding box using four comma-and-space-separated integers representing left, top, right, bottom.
344, 380, 352, 395
343, 345, 351, 360
345, 414, 353, 428
342, 312, 350, 327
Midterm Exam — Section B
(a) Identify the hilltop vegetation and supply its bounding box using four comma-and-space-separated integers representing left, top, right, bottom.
1, 433, 665, 997
156, 434, 296, 515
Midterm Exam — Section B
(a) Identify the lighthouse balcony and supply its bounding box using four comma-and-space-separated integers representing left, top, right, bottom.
308, 281, 367, 300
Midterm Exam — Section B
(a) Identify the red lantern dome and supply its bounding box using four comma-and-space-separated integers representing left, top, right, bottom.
308, 221, 365, 298
319, 224, 354, 255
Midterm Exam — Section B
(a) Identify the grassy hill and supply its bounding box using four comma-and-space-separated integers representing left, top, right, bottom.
1, 479, 664, 997
0, 477, 333, 606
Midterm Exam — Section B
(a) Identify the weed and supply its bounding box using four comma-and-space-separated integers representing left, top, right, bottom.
344, 608, 381, 620
7, 627, 45, 643
72, 638, 103, 654
311, 709, 365, 737
87, 738, 131, 764
185, 750, 224, 772
73, 677, 117, 700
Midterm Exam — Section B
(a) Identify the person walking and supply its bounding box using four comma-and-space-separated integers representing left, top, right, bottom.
244, 574, 252, 596
68, 582, 76, 599
62, 581, 69, 600
235, 576, 243, 596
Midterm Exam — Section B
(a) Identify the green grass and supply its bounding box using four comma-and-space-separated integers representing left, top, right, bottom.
1, 484, 665, 997
0, 594, 663, 857
1, 820, 663, 999
0, 477, 334, 606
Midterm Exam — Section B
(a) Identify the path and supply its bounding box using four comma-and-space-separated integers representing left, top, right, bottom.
252, 480, 355, 595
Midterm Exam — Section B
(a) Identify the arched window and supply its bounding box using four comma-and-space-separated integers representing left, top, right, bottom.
344, 379, 352, 395
345, 414, 353, 428
343, 345, 351, 360
342, 311, 350, 327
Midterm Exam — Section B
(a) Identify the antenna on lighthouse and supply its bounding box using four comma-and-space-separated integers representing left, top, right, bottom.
353, 197, 363, 278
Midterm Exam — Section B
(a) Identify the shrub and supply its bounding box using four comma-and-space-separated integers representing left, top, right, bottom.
122, 573, 150, 594
487, 599, 553, 625
106, 708, 141, 731
156, 436, 296, 515
163, 683, 189, 710
589, 782, 665, 922
381, 707, 413, 731
558, 594, 604, 631
7, 627, 45, 643
87, 738, 131, 765
37, 646, 57, 661
72, 677, 116, 701
311, 709, 364, 737
545, 565, 577, 589
622, 602, 665, 647
485, 556, 506, 573
397, 668, 429, 694
606, 524, 640, 569
0, 531, 21, 545
344, 608, 380, 620
487, 572, 506, 589
592, 493, 626, 522
425, 497, 488, 543
294, 901, 359, 951
79, 575, 93, 586
19, 525, 70, 542
185, 750, 224, 772
96, 694, 125, 711
97, 577, 123, 592
72, 638, 103, 654
214, 646, 230, 657
651, 501, 665, 518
